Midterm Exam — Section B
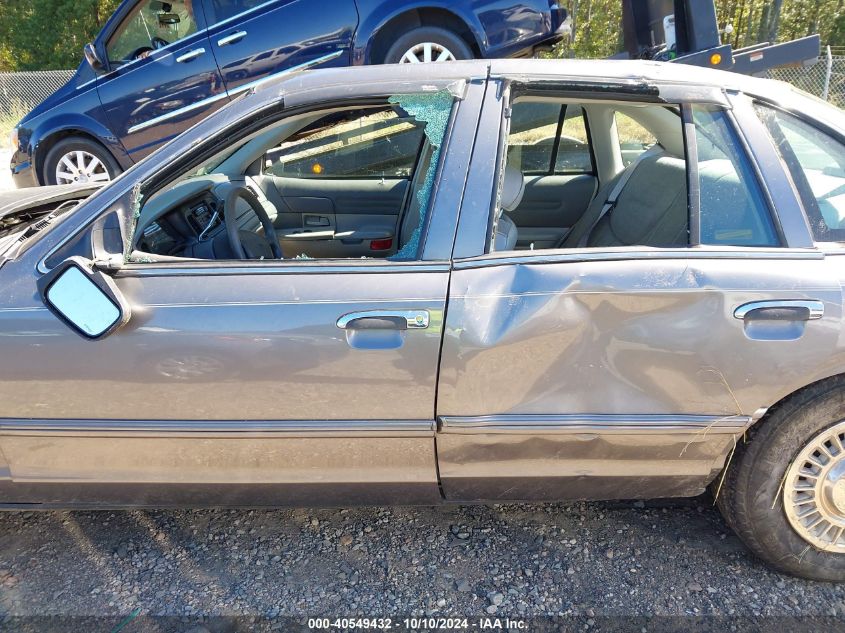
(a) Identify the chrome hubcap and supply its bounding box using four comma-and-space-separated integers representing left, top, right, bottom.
55, 150, 111, 185
784, 420, 845, 551
399, 42, 456, 63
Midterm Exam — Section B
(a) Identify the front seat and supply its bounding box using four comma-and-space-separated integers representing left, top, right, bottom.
492, 164, 523, 251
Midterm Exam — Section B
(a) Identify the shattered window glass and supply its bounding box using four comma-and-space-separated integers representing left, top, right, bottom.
388, 90, 454, 260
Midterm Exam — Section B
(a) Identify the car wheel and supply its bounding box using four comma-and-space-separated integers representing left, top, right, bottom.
383, 27, 473, 64
718, 377, 845, 581
43, 137, 121, 186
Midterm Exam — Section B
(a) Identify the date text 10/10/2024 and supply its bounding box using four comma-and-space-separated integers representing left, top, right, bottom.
307, 618, 529, 630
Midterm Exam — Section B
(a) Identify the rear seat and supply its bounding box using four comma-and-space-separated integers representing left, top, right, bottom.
561, 151, 688, 248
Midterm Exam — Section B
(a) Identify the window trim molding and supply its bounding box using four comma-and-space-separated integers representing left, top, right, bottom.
452, 247, 824, 271
722, 106, 787, 248
681, 103, 700, 246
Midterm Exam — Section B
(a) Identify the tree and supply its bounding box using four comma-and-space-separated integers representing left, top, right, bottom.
0, 0, 120, 71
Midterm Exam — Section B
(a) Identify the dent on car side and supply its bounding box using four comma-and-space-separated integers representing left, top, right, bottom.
1, 61, 845, 512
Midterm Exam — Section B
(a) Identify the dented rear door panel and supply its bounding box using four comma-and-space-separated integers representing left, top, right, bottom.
436, 251, 842, 501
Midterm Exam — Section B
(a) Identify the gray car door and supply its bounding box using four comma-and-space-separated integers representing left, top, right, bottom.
436, 83, 843, 503
0, 80, 486, 508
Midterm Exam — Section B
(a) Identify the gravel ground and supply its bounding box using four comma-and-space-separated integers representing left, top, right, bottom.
0, 496, 844, 631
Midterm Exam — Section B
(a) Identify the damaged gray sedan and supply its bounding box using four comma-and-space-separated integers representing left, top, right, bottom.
2, 59, 845, 581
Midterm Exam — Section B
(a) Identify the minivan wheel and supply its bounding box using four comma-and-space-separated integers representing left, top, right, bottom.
383, 27, 473, 64
43, 137, 121, 186
717, 378, 845, 581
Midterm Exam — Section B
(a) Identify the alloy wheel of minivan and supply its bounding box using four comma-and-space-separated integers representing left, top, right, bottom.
383, 27, 473, 65
399, 42, 457, 63
42, 136, 121, 187
54, 150, 111, 185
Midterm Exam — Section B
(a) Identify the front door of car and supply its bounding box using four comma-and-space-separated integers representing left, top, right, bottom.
0, 80, 485, 508
96, 0, 227, 161
436, 87, 844, 503
201, 0, 356, 94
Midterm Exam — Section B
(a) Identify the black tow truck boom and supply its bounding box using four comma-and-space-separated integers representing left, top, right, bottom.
619, 0, 821, 75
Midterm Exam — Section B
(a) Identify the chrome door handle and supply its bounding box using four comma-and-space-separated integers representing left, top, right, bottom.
217, 31, 247, 46
176, 48, 205, 63
734, 300, 824, 321
337, 310, 429, 330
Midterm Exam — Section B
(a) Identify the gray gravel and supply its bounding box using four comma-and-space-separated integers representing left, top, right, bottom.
0, 497, 844, 629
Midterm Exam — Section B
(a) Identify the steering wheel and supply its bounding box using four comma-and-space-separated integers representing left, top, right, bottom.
222, 185, 284, 260
129, 37, 169, 60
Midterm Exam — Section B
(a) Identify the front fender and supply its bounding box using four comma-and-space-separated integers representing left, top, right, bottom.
24, 113, 131, 185
351, 0, 488, 65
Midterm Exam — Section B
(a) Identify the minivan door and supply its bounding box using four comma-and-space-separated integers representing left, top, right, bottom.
201, 0, 357, 94
97, 0, 228, 161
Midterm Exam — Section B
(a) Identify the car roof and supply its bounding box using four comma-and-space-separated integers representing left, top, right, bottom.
258, 57, 789, 97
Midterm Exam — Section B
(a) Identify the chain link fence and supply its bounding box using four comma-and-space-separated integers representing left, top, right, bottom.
766, 50, 845, 109
0, 56, 844, 123
0, 70, 75, 119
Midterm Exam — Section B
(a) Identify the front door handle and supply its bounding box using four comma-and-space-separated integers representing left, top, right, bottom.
176, 47, 205, 63
734, 300, 824, 321
337, 310, 429, 330
217, 31, 247, 46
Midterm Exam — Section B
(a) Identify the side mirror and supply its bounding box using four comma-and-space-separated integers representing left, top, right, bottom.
83, 43, 104, 71
38, 257, 130, 340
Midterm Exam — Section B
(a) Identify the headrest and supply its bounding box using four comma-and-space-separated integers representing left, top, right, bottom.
500, 164, 525, 213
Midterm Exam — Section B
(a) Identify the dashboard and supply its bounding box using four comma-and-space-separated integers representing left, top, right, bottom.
138, 194, 224, 256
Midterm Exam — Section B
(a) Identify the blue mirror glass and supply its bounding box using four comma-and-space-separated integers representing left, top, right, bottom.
45, 266, 120, 337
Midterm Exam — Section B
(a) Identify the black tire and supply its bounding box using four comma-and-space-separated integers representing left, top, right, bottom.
383, 26, 473, 64
717, 377, 845, 581
42, 136, 121, 186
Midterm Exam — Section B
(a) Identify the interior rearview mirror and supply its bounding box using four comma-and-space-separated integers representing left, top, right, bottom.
83, 43, 104, 71
157, 12, 181, 25
38, 257, 130, 340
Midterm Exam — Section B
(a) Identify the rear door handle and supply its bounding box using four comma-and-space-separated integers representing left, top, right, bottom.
176, 48, 205, 63
217, 31, 247, 46
337, 310, 429, 330
734, 300, 824, 321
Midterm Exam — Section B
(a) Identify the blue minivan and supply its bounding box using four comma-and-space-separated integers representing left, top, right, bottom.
10, 0, 568, 188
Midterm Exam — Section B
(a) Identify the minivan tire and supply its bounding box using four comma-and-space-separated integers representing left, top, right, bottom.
383, 27, 473, 64
717, 378, 845, 581
43, 136, 121, 186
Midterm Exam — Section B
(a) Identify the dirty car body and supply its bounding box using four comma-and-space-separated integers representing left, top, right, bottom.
3, 60, 845, 579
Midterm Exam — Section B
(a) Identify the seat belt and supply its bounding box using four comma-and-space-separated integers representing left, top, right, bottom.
577, 145, 664, 248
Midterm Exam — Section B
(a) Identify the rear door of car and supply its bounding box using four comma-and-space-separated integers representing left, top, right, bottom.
436, 76, 843, 503
201, 0, 357, 94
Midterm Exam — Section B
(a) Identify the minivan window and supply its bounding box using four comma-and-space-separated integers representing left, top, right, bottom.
107, 0, 200, 63
207, 0, 268, 23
